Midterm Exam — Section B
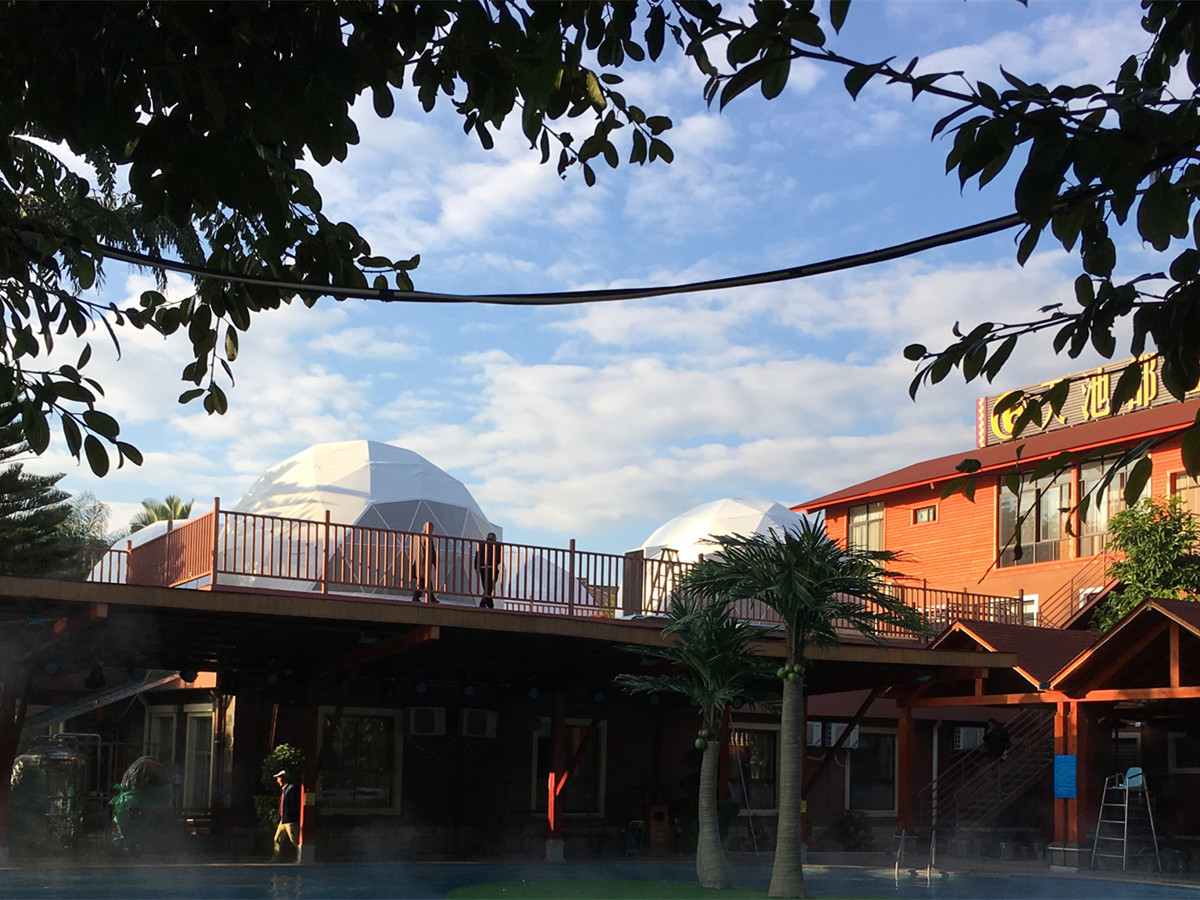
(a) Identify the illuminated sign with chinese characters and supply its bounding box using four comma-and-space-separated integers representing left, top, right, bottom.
975, 357, 1186, 448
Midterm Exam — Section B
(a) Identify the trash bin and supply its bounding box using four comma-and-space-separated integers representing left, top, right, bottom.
647, 805, 671, 854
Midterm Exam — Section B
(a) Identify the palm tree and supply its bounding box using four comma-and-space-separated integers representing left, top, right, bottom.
615, 592, 777, 890
682, 518, 929, 900
129, 495, 194, 533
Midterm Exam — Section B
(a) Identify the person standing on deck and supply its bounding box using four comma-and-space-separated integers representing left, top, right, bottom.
474, 532, 501, 608
411, 528, 439, 603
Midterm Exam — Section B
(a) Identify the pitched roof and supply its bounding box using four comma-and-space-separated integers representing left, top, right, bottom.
930, 619, 1101, 687
1052, 597, 1200, 693
795, 399, 1200, 512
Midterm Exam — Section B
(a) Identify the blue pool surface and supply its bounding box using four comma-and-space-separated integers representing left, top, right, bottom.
2, 862, 1199, 899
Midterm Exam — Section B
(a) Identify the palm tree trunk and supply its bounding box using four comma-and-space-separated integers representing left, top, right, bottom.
768, 676, 807, 898
696, 732, 733, 889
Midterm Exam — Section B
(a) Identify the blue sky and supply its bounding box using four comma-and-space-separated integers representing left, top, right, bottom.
34, 1, 1156, 554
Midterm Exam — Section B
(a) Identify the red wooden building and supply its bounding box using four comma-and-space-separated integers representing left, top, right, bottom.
795, 357, 1200, 868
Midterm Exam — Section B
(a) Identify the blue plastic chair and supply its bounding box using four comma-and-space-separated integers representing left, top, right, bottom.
1120, 766, 1144, 789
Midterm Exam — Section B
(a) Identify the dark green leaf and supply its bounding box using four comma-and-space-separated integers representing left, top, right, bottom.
1124, 457, 1152, 506
84, 434, 109, 477
82, 409, 120, 440
830, 0, 850, 33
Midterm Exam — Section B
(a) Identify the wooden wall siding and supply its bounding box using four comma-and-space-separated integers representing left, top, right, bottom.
818, 433, 1193, 625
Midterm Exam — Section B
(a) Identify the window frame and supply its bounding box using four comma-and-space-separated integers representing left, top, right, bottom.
912, 505, 938, 525
316, 705, 404, 814
1078, 458, 1148, 556
726, 722, 780, 815
997, 473, 1070, 568
529, 717, 608, 818
848, 501, 884, 552
843, 726, 898, 816
1168, 732, 1200, 774
182, 704, 214, 808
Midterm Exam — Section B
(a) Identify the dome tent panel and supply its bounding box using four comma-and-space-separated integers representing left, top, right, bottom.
219, 441, 499, 603
627, 498, 808, 618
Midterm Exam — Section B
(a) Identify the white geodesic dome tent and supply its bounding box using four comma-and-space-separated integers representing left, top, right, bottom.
638, 498, 806, 563
627, 498, 808, 615
222, 440, 499, 600
233, 440, 497, 540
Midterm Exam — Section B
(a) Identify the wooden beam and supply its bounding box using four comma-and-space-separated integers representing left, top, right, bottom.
1081, 685, 1200, 702
907, 691, 1065, 708
18, 603, 107, 662
315, 625, 439, 675
1069, 620, 1168, 693
1171, 622, 1181, 689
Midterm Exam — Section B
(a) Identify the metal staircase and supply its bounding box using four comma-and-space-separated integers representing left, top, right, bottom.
1091, 767, 1161, 872
917, 708, 1055, 832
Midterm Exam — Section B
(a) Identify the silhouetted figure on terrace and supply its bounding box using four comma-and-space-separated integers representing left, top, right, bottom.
474, 532, 501, 608
411, 529, 438, 603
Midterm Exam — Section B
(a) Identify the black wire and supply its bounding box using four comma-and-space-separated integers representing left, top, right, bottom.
93, 210, 1025, 306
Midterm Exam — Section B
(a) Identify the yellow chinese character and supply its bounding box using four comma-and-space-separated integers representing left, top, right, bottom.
1080, 371, 1110, 421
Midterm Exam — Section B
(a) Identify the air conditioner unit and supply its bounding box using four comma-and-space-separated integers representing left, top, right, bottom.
460, 708, 498, 738
826, 723, 859, 749
954, 725, 985, 751
805, 720, 823, 746
408, 707, 446, 737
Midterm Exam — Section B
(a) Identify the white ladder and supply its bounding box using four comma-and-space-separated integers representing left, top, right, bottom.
1090, 767, 1161, 872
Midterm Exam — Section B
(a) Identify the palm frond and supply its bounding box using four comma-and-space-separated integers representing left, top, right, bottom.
615, 592, 778, 726
681, 517, 931, 661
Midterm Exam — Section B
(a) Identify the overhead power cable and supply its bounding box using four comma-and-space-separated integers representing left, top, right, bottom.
95, 210, 1025, 306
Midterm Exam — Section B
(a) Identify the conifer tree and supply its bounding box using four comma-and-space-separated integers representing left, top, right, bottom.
0, 417, 73, 577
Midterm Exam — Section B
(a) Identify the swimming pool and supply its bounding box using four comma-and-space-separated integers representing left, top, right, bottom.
3, 861, 1198, 899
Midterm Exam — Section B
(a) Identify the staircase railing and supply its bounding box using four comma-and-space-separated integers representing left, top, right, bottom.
917, 707, 1055, 831
1037, 550, 1118, 627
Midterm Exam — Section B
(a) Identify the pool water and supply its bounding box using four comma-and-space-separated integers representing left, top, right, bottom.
3, 862, 1198, 899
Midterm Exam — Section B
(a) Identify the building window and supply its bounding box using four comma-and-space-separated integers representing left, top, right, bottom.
531, 719, 607, 816
183, 706, 214, 807
727, 725, 779, 813
912, 505, 937, 525
1022, 593, 1039, 626
998, 474, 1070, 567
846, 729, 897, 814
1079, 459, 1147, 556
1168, 732, 1200, 773
318, 707, 402, 811
1171, 472, 1200, 518
849, 502, 884, 551
145, 710, 177, 764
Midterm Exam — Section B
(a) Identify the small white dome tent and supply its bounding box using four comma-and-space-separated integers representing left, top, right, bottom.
639, 498, 806, 563
628, 498, 807, 616
223, 441, 500, 601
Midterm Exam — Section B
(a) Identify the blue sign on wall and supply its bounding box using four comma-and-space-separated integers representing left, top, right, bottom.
1054, 754, 1077, 799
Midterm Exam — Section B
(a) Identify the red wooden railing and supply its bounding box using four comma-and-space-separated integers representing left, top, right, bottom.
88, 500, 1025, 639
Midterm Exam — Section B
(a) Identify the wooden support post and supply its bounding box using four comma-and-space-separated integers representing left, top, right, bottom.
1053, 701, 1067, 847
1051, 700, 1092, 869
567, 539, 576, 616
622, 551, 644, 616
210, 497, 221, 590
1170, 622, 1181, 688
897, 707, 915, 831
321, 509, 331, 594
547, 690, 567, 861
298, 691, 319, 864
0, 667, 30, 865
